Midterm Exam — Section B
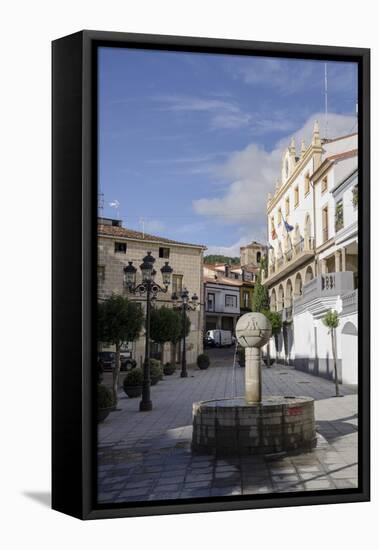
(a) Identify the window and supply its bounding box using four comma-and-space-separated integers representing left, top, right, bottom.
321, 175, 328, 194
335, 199, 344, 232
277, 208, 282, 225
256, 251, 261, 263
285, 196, 290, 217
243, 291, 249, 308
352, 185, 358, 208
207, 292, 215, 311
114, 242, 127, 253
225, 294, 237, 308
322, 206, 329, 243
294, 186, 299, 207
172, 274, 183, 295
304, 173, 310, 196
97, 265, 105, 283
159, 247, 170, 258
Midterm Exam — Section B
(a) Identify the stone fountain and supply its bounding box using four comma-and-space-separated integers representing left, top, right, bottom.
192, 312, 316, 455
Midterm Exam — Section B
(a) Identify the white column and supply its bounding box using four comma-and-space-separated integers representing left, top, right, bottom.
245, 347, 262, 403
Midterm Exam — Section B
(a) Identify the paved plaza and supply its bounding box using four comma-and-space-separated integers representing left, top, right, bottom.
98, 349, 358, 503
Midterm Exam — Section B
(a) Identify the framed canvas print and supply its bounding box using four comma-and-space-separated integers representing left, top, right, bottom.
52, 30, 370, 520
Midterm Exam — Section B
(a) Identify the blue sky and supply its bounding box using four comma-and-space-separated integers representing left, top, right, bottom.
98, 47, 357, 255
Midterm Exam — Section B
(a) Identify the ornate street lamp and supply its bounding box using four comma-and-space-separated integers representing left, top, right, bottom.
172, 288, 199, 378
124, 252, 173, 411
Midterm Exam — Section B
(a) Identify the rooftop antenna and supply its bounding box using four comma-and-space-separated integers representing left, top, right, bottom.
98, 192, 104, 217
109, 199, 120, 220
324, 63, 328, 139
139, 217, 145, 238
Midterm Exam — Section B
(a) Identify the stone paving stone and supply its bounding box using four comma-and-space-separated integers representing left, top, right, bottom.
305, 479, 336, 490
98, 354, 358, 503
334, 479, 358, 489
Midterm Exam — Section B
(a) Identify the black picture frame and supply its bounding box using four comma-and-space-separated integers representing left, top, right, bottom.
52, 30, 370, 520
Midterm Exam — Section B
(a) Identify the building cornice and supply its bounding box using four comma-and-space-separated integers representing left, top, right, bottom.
98, 232, 207, 251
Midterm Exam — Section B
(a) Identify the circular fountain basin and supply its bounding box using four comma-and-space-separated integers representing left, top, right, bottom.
192, 396, 316, 456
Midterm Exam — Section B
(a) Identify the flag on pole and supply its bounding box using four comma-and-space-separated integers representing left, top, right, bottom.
284, 219, 294, 233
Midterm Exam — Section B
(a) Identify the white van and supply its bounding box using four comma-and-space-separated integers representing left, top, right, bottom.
205, 329, 233, 347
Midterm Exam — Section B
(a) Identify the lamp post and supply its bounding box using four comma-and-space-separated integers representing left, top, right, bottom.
124, 252, 173, 411
171, 288, 199, 378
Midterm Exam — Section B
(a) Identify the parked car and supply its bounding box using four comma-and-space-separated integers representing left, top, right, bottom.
98, 351, 136, 371
205, 329, 233, 347
120, 351, 137, 371
98, 351, 115, 371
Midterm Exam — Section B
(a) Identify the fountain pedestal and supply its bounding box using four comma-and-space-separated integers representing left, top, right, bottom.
192, 313, 316, 455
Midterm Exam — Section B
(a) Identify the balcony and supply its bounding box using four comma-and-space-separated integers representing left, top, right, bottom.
341, 288, 358, 315
262, 237, 315, 286
294, 271, 355, 310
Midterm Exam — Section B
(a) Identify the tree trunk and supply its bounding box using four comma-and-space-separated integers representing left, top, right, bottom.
266, 340, 271, 367
331, 328, 340, 397
170, 342, 176, 365
112, 342, 121, 406
160, 343, 165, 364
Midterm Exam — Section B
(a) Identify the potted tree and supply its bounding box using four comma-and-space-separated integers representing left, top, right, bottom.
262, 309, 282, 366
97, 383, 115, 422
123, 367, 143, 398
163, 362, 176, 375
98, 295, 144, 406
197, 353, 210, 370
322, 310, 342, 397
150, 359, 163, 385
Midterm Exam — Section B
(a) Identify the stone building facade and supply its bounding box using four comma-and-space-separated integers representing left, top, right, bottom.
98, 218, 206, 366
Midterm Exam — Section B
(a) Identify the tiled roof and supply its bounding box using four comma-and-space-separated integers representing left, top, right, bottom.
98, 223, 206, 249
204, 276, 242, 287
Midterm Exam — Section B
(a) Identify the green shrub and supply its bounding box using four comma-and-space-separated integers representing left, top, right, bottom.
150, 360, 163, 384
123, 367, 143, 387
197, 353, 210, 369
163, 362, 176, 375
97, 384, 114, 409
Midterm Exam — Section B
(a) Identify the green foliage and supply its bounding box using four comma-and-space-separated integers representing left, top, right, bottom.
262, 309, 282, 335
252, 273, 269, 312
150, 307, 190, 346
163, 362, 176, 375
352, 185, 358, 208
98, 295, 144, 347
204, 255, 240, 265
335, 200, 344, 231
197, 353, 210, 369
123, 367, 143, 387
150, 360, 163, 383
97, 384, 114, 409
322, 310, 340, 330
150, 307, 179, 344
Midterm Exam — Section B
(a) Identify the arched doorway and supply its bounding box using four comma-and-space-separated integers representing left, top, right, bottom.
270, 289, 277, 312
305, 265, 314, 283
277, 284, 284, 311
285, 279, 293, 308
341, 321, 358, 385
294, 273, 303, 297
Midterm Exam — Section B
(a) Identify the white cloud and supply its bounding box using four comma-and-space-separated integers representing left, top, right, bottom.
193, 112, 356, 251
154, 94, 252, 130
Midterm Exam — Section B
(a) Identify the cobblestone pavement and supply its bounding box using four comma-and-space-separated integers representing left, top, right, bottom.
98, 349, 358, 503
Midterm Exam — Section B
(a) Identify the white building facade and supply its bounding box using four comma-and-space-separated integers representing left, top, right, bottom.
263, 126, 358, 386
